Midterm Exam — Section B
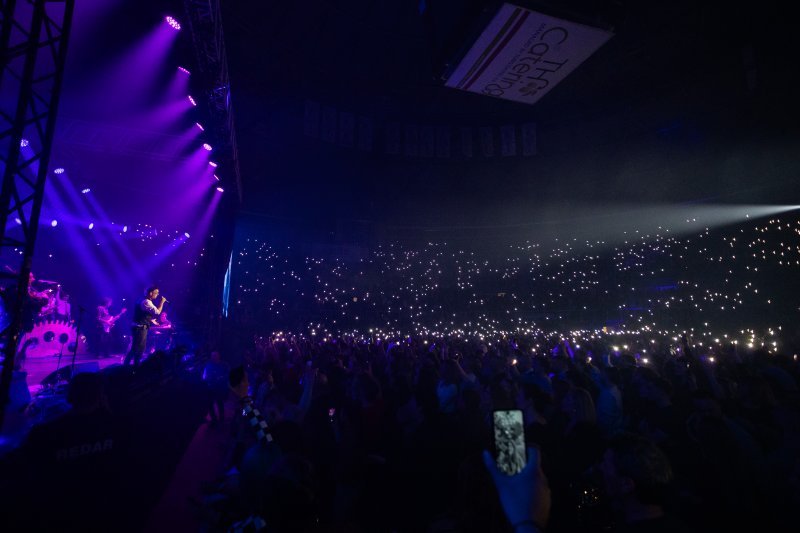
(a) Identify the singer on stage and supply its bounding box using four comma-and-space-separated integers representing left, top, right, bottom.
124, 285, 167, 367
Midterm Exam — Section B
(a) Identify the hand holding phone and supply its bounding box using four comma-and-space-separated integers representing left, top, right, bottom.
483, 440, 551, 531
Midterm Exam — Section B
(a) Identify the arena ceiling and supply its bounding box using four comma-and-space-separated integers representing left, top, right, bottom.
53, 1, 800, 236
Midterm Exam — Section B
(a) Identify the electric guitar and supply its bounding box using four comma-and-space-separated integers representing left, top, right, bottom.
100, 308, 127, 333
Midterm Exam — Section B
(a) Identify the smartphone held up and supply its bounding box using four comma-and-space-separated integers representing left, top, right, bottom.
492, 409, 526, 475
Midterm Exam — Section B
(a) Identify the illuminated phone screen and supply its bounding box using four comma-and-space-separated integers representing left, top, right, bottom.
493, 409, 526, 475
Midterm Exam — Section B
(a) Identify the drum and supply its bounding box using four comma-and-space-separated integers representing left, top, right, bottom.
55, 298, 71, 320
18, 318, 89, 359
38, 292, 57, 318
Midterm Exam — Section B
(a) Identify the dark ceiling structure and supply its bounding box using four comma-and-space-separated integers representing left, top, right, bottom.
54, 1, 800, 241
219, 0, 799, 231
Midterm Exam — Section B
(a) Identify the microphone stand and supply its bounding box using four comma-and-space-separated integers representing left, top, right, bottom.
70, 306, 85, 379
53, 339, 66, 387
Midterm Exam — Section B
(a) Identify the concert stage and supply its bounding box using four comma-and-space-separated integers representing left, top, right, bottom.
23, 353, 124, 397
17, 315, 177, 397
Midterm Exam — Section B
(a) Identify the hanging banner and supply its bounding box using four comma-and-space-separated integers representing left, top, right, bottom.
304, 100, 320, 138
444, 3, 612, 105
461, 127, 474, 158
500, 124, 517, 156
385, 122, 401, 155
404, 124, 419, 157
420, 126, 435, 157
357, 116, 373, 151
436, 126, 451, 158
480, 127, 494, 157
321, 106, 337, 143
521, 122, 537, 156
338, 111, 355, 147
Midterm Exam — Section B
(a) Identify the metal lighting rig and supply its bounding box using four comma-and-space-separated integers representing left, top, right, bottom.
182, 0, 241, 346
0, 0, 75, 428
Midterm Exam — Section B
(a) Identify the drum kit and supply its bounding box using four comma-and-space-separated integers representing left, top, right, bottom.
34, 279, 71, 322
19, 278, 88, 360
19, 318, 89, 360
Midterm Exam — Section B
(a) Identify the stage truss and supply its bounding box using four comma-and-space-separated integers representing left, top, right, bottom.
0, 0, 75, 425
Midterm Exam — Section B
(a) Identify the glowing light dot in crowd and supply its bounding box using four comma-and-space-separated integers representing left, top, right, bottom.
165, 16, 181, 30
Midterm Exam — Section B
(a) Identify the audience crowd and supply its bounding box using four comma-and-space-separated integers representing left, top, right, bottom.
195, 330, 800, 532
197, 215, 800, 532
231, 216, 800, 341
5, 214, 800, 532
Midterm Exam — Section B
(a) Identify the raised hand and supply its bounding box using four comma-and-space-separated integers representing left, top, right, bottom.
482, 446, 551, 531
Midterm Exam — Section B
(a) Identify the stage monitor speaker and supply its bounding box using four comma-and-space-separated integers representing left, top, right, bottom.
40, 361, 100, 386
73, 361, 100, 375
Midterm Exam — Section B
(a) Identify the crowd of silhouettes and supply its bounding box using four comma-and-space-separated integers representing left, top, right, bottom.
191, 331, 800, 532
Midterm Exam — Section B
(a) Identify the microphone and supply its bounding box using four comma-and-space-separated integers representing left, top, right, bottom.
162, 297, 170, 303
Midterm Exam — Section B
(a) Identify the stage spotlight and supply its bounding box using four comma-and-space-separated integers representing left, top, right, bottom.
195, 122, 204, 131
54, 167, 65, 174
213, 174, 220, 181
202, 143, 212, 151
188, 95, 197, 106
165, 16, 181, 31
216, 186, 224, 193
209, 161, 218, 168
122, 225, 128, 233
178, 66, 190, 75
81, 188, 91, 194
50, 220, 58, 227
20, 138, 29, 147
88, 223, 94, 230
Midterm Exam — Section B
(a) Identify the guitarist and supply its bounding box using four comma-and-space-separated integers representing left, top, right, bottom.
95, 297, 126, 359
